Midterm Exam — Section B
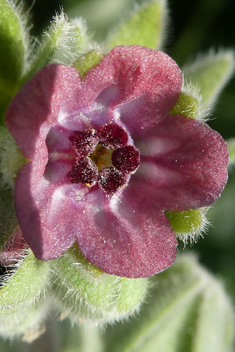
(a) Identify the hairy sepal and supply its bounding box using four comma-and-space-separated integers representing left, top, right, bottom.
23, 12, 91, 82
165, 208, 209, 246
105, 0, 168, 50
51, 244, 149, 325
183, 49, 235, 110
0, 250, 51, 341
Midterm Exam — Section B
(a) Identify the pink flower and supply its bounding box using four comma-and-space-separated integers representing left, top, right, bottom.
6, 46, 228, 278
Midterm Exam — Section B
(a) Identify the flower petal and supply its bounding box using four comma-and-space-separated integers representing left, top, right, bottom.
76, 197, 177, 278
83, 46, 182, 131
14, 162, 79, 259
6, 64, 83, 159
6, 48, 182, 154
131, 115, 228, 211
15, 158, 176, 277
46, 127, 74, 155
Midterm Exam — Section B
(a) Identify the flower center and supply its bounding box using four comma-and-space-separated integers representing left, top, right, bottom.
68, 122, 140, 195
90, 145, 113, 171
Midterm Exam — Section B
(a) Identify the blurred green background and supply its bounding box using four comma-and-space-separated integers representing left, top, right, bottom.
24, 0, 235, 292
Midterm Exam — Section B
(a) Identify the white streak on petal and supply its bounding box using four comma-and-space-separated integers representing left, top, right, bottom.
48, 184, 87, 221
109, 193, 122, 213
62, 184, 88, 201
136, 138, 180, 156
58, 106, 91, 130
137, 162, 182, 186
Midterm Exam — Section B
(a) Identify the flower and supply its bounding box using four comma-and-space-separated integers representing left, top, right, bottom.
5, 46, 228, 278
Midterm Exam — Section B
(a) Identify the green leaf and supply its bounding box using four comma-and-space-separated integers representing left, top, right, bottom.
103, 254, 234, 352
0, 187, 18, 250
227, 138, 235, 170
51, 243, 149, 324
0, 0, 30, 121
106, 0, 168, 50
165, 208, 208, 245
0, 89, 12, 124
0, 188, 18, 249
0, 0, 26, 94
0, 126, 27, 251
183, 50, 235, 109
23, 13, 90, 82
0, 126, 27, 188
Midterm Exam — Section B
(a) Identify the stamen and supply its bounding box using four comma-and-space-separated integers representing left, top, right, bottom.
68, 158, 98, 185
112, 145, 140, 173
70, 129, 99, 157
99, 167, 128, 195
99, 122, 128, 149
67, 123, 139, 195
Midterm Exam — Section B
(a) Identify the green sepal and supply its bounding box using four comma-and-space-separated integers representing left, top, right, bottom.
0, 0, 25, 94
0, 250, 50, 309
103, 254, 234, 352
106, 0, 167, 50
170, 91, 200, 119
183, 50, 235, 108
73, 50, 104, 79
165, 209, 207, 245
51, 243, 149, 324
23, 13, 90, 83
0, 250, 51, 339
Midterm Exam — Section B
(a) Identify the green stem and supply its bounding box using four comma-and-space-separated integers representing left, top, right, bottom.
24, 317, 59, 352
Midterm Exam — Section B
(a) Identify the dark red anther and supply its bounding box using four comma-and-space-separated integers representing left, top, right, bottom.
67, 123, 139, 194
70, 129, 99, 157
68, 158, 98, 185
112, 145, 140, 173
98, 167, 128, 195
99, 122, 128, 149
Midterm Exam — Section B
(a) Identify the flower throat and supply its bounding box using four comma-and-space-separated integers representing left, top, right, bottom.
68, 122, 140, 195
